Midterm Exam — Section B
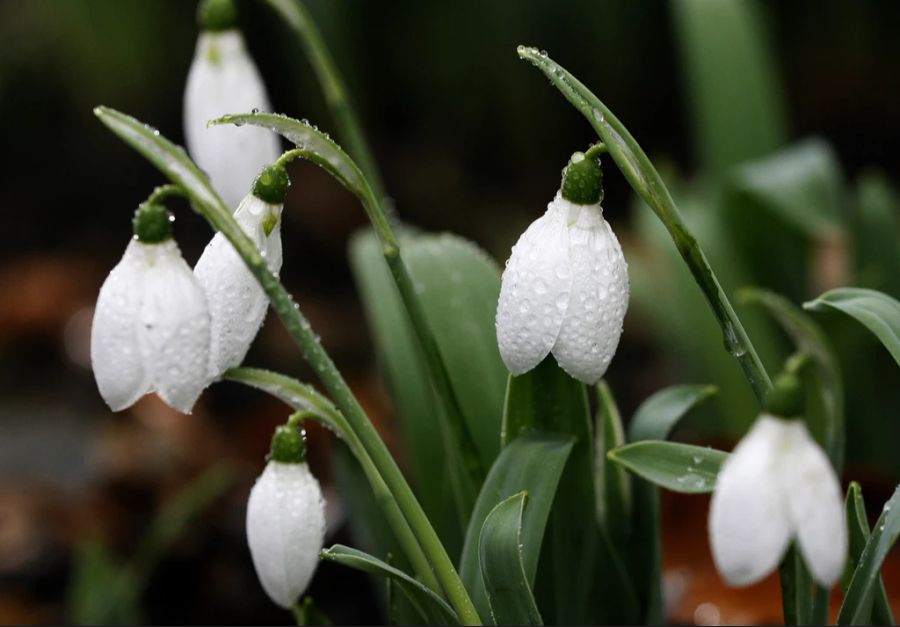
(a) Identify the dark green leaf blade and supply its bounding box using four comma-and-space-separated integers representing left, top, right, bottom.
458, 432, 574, 625
805, 288, 900, 366
838, 486, 900, 625
479, 493, 543, 626
501, 358, 595, 624
608, 441, 726, 494
671, 0, 786, 174
320, 544, 458, 626
594, 381, 631, 546
843, 483, 894, 626
628, 384, 718, 443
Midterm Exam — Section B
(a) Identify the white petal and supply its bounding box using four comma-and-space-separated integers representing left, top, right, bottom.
136, 241, 211, 413
246, 462, 326, 609
90, 240, 151, 410
194, 195, 283, 378
709, 416, 792, 586
495, 198, 572, 375
780, 419, 847, 587
183, 30, 281, 211
551, 203, 629, 384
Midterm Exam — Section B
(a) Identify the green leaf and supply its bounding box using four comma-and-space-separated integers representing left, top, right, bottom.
854, 174, 900, 296
608, 441, 726, 494
628, 384, 718, 443
320, 544, 457, 626
625, 383, 717, 624
500, 358, 595, 624
459, 432, 574, 625
479, 492, 543, 626
671, 0, 786, 174
740, 288, 844, 471
838, 485, 900, 625
843, 483, 894, 626
727, 139, 843, 238
67, 540, 140, 625
594, 381, 631, 546
292, 597, 333, 626
805, 287, 900, 367
350, 230, 506, 551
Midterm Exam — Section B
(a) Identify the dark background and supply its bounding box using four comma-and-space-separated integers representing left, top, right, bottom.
0, 0, 898, 624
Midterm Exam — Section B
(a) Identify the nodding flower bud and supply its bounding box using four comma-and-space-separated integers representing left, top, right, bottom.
252, 163, 291, 206
132, 202, 173, 244
247, 418, 326, 609
560, 150, 604, 205
198, 0, 238, 32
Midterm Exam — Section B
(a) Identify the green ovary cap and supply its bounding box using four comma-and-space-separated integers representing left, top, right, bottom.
252, 163, 290, 205
269, 423, 307, 464
764, 370, 803, 418
560, 151, 604, 205
132, 203, 173, 243
198, 0, 237, 32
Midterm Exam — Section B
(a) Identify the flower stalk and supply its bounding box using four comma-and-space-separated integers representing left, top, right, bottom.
93, 107, 481, 625
516, 46, 773, 403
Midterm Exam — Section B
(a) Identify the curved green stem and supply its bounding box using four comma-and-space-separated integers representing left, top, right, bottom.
224, 367, 441, 595
94, 107, 481, 625
145, 183, 187, 206
517, 46, 773, 403
261, 0, 388, 205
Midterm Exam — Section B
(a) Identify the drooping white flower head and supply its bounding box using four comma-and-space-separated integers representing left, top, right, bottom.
709, 414, 846, 588
194, 164, 288, 379
91, 204, 211, 413
183, 0, 280, 211
247, 424, 326, 609
496, 152, 629, 384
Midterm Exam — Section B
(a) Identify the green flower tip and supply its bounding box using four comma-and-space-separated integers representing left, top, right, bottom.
269, 423, 307, 464
198, 0, 237, 32
560, 150, 604, 205
252, 163, 290, 205
764, 370, 803, 418
132, 203, 173, 243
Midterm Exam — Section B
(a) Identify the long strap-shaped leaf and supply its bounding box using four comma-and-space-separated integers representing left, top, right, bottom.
93, 108, 480, 624
608, 441, 726, 494
838, 485, 900, 625
805, 287, 900, 367
844, 482, 894, 625
626, 384, 717, 624
459, 432, 574, 625
479, 493, 543, 626
321, 545, 457, 626
516, 47, 772, 403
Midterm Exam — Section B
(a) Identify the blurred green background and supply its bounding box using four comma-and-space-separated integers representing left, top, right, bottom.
0, 0, 898, 624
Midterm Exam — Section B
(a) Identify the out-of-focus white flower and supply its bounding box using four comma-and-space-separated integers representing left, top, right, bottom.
709, 414, 846, 588
194, 164, 288, 379
183, 8, 280, 211
91, 206, 211, 413
496, 152, 629, 384
247, 424, 326, 609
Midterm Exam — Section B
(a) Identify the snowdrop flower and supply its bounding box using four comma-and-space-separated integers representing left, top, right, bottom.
247, 420, 326, 609
496, 150, 629, 384
91, 203, 211, 413
183, 0, 280, 211
709, 413, 846, 587
194, 163, 288, 378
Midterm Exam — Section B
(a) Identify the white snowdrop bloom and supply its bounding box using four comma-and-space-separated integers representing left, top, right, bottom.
194, 164, 288, 378
709, 414, 846, 588
183, 0, 280, 211
496, 151, 628, 384
247, 424, 326, 609
91, 204, 211, 413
